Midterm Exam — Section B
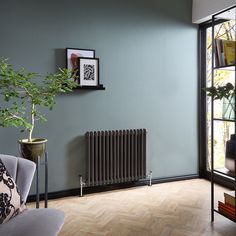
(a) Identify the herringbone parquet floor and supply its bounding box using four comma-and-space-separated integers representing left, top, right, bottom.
30, 179, 236, 236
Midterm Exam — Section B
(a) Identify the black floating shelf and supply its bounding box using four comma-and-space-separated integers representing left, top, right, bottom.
74, 85, 105, 90
214, 209, 236, 223
214, 168, 235, 179
214, 64, 235, 71
213, 118, 235, 122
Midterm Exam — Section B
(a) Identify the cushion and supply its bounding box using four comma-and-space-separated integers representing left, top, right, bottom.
0, 158, 26, 224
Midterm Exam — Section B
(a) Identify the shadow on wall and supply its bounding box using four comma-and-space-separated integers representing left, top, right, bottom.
55, 48, 66, 71
66, 135, 86, 189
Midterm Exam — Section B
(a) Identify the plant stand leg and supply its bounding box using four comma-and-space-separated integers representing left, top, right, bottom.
45, 152, 48, 208
36, 156, 40, 209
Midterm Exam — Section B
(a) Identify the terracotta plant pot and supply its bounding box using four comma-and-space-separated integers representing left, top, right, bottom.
18, 138, 47, 163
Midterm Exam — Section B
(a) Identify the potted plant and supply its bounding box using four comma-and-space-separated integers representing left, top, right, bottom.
0, 58, 77, 162
204, 83, 235, 172
204, 82, 235, 119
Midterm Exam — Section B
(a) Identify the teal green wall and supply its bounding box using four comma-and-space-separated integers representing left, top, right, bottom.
0, 0, 198, 193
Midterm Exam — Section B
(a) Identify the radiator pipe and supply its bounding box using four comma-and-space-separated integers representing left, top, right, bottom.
148, 171, 152, 186
79, 175, 86, 197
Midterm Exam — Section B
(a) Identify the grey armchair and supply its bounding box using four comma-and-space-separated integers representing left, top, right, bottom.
0, 154, 65, 236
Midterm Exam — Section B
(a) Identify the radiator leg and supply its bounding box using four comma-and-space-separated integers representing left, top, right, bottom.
79, 175, 86, 197
148, 171, 152, 187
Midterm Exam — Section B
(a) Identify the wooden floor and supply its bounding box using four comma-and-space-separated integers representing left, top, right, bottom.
29, 179, 236, 236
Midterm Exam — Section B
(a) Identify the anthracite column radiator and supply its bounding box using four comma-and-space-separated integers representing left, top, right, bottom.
85, 129, 147, 187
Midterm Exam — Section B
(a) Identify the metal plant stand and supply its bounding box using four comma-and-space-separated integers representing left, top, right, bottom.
36, 152, 48, 208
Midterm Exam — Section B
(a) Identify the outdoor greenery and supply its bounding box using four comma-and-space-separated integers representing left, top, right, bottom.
0, 58, 77, 142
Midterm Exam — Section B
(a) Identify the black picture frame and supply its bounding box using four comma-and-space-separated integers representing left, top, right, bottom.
66, 48, 95, 82
78, 57, 100, 87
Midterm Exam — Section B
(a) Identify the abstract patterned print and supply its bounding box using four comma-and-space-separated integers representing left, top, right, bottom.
84, 64, 95, 80
0, 159, 25, 224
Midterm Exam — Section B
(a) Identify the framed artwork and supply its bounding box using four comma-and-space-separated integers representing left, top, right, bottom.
78, 58, 99, 86
66, 48, 95, 82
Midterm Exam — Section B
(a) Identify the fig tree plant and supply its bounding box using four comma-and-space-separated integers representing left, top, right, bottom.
0, 58, 77, 142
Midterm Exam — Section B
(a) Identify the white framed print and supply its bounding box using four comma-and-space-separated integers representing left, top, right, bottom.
78, 58, 99, 86
66, 48, 95, 82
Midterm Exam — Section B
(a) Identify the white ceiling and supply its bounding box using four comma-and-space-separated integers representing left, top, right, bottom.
215, 8, 235, 20
192, 0, 236, 24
